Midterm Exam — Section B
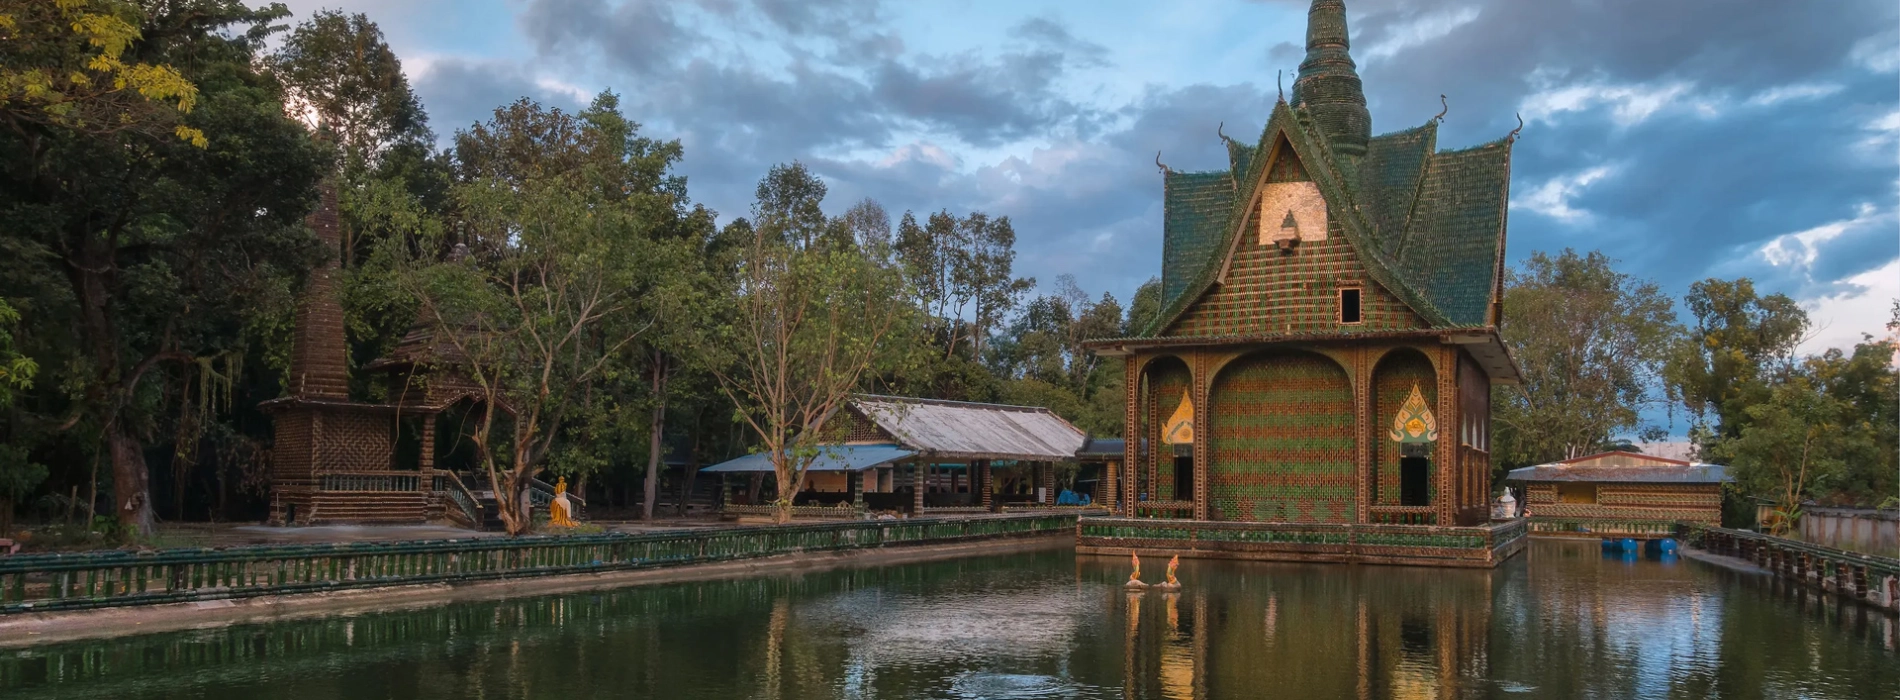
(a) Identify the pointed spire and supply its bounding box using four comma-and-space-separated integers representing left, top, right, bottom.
1290, 0, 1370, 158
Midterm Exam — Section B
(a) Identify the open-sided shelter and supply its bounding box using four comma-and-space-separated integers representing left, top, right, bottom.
701, 395, 1089, 517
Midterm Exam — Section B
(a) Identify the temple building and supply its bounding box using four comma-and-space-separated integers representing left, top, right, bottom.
1506, 451, 1729, 537
1079, 0, 1526, 566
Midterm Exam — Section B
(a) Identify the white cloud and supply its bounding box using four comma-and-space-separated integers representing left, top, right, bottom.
1360, 6, 1482, 63
1850, 29, 1900, 74
1759, 202, 1886, 269
1746, 82, 1844, 107
1514, 165, 1615, 223
1797, 257, 1900, 357
1518, 74, 1716, 128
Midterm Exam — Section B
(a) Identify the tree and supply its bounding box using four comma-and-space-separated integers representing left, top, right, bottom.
0, 1, 325, 535
1665, 277, 1810, 441
266, 10, 429, 167
712, 163, 913, 524
0, 0, 207, 147
385, 94, 691, 535
1491, 250, 1678, 469
1716, 377, 1860, 534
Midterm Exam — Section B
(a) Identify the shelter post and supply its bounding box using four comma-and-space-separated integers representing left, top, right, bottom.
976, 460, 992, 510
913, 460, 925, 515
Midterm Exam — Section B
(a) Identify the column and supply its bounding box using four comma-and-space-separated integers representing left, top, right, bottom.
1436, 344, 1458, 526
1102, 459, 1118, 511
418, 414, 437, 492
1038, 462, 1055, 505
1124, 357, 1140, 516
849, 470, 863, 508
1354, 347, 1372, 524
977, 460, 993, 510
1191, 353, 1209, 520
913, 460, 925, 514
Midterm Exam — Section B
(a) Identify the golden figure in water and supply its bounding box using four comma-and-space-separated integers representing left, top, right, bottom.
1125, 552, 1149, 589
1155, 555, 1182, 590
549, 476, 579, 528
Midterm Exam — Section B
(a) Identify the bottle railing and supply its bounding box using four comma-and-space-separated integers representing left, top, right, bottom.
0, 513, 1076, 614
318, 473, 421, 492
1677, 522, 1900, 613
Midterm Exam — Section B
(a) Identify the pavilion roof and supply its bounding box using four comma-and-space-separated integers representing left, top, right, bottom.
1505, 451, 1729, 484
850, 395, 1088, 462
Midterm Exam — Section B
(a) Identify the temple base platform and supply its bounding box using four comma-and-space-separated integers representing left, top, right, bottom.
1075, 517, 1528, 569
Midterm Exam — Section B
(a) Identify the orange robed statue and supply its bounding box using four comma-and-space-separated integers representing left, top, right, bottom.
1125, 552, 1149, 589
549, 477, 579, 528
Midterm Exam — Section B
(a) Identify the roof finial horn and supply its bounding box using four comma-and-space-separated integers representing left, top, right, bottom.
1155, 150, 1169, 174
1276, 70, 1285, 102
1508, 113, 1524, 142
1435, 94, 1448, 123
1217, 121, 1230, 145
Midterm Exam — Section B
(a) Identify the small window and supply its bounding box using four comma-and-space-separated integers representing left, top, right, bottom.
1557, 483, 1597, 504
1339, 287, 1363, 324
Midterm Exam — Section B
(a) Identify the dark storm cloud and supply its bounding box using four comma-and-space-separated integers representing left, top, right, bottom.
424, 0, 1897, 319
409, 58, 585, 136
519, 0, 697, 76
1240, 0, 1900, 305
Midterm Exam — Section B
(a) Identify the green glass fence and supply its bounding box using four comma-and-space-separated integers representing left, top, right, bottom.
0, 513, 1076, 614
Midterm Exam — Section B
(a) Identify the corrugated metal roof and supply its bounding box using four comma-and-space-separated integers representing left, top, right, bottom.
699, 444, 915, 474
1505, 463, 1729, 484
852, 395, 1088, 462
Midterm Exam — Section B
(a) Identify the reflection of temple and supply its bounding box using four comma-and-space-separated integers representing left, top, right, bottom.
1080, 0, 1526, 567
1115, 566, 1493, 699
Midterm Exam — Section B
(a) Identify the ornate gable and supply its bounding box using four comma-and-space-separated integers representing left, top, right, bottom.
1163, 139, 1425, 337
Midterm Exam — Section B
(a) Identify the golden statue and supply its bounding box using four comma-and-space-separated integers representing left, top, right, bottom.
1155, 555, 1182, 590
1125, 552, 1149, 589
548, 476, 579, 528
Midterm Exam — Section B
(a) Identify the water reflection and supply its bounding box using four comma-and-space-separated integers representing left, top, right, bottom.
1, 541, 1895, 699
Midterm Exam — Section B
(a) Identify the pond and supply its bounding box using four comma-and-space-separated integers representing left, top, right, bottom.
2, 539, 1896, 699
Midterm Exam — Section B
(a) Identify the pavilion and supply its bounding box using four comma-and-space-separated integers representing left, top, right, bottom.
701, 395, 1090, 517
1506, 451, 1729, 538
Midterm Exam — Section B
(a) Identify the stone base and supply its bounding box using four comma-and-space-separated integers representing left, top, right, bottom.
1075, 517, 1527, 568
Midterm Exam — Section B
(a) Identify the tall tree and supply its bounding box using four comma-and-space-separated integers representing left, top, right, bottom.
712, 163, 913, 524
1665, 277, 1810, 441
383, 94, 691, 535
1491, 250, 1678, 468
0, 1, 324, 534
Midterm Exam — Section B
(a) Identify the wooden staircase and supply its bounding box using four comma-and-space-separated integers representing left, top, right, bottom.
307, 491, 429, 524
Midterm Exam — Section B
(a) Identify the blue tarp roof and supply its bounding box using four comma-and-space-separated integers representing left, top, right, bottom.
698, 444, 916, 473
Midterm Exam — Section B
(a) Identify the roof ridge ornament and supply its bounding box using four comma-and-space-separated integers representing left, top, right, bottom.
1155, 150, 1170, 174
1277, 70, 1285, 103
1508, 113, 1524, 142
1435, 94, 1448, 123
1217, 121, 1230, 145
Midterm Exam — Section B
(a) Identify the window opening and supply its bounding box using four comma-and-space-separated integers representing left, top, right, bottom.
1400, 457, 1430, 506
1340, 287, 1363, 324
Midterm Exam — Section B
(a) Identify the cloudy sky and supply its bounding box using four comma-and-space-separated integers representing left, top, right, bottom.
283, 0, 1898, 356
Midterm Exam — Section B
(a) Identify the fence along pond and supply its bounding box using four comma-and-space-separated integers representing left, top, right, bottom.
0, 513, 1075, 614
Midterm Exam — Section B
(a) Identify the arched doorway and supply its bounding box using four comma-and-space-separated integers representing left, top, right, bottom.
1207, 350, 1355, 522
1142, 356, 1193, 505
1373, 349, 1437, 508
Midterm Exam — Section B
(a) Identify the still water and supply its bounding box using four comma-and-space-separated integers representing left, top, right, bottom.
3, 540, 1896, 699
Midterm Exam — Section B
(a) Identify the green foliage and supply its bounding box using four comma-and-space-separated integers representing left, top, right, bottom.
0, 299, 37, 403
0, 0, 324, 533
0, 0, 209, 146
1665, 277, 1810, 440
1712, 375, 1860, 533
265, 9, 430, 165
713, 162, 917, 522
1491, 250, 1677, 471
376, 93, 698, 534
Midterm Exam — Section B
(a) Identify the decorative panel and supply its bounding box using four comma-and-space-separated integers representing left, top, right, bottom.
1373, 349, 1436, 506
1207, 351, 1356, 523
